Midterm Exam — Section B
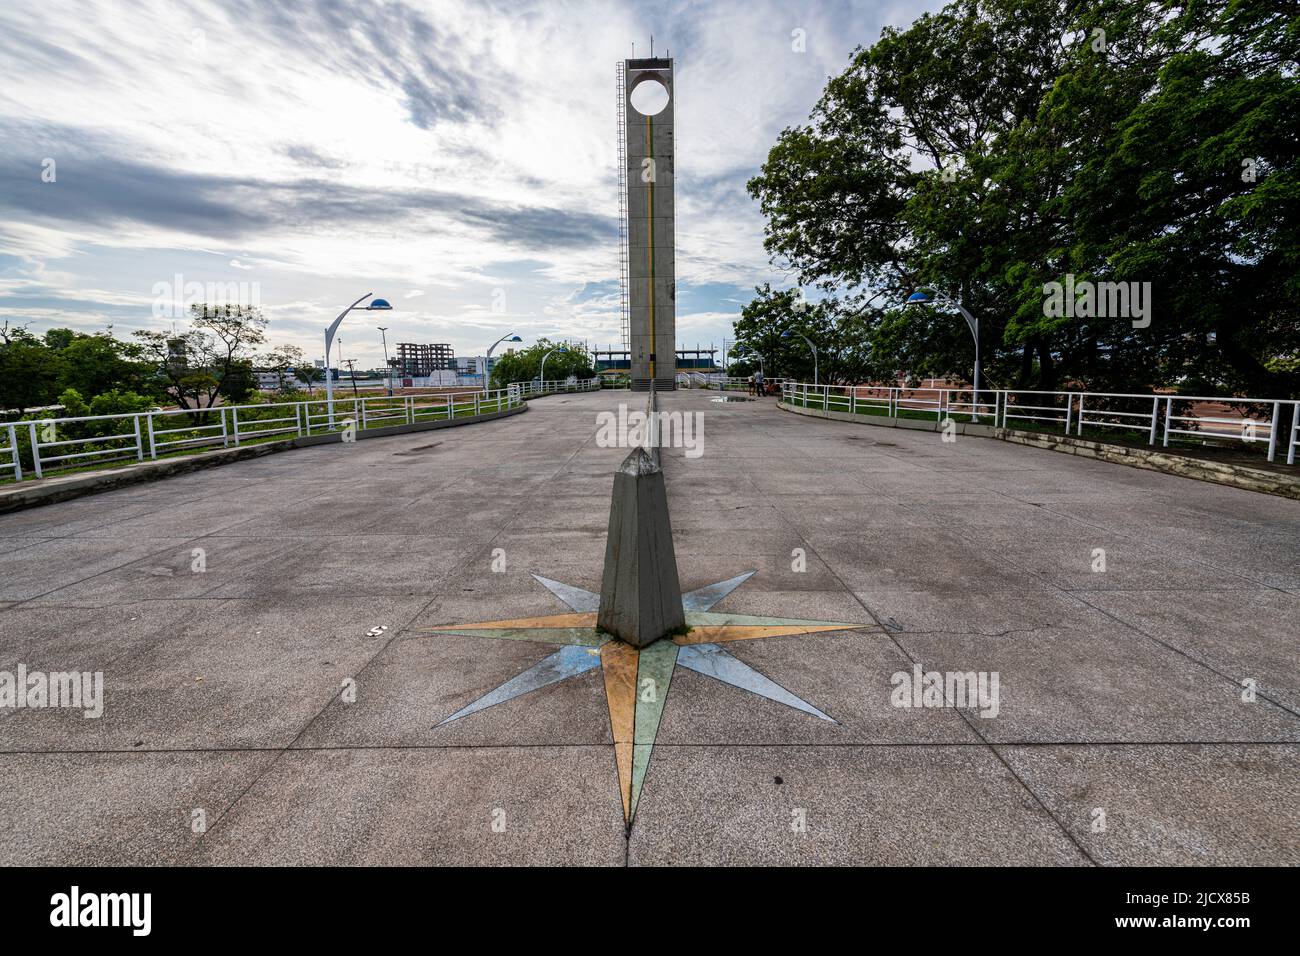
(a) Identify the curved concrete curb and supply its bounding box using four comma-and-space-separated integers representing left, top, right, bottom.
778, 399, 1300, 500
0, 402, 527, 514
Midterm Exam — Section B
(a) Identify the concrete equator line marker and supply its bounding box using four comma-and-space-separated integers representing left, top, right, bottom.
596, 382, 685, 647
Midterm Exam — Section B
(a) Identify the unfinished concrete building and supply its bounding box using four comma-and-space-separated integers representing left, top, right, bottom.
395, 342, 455, 376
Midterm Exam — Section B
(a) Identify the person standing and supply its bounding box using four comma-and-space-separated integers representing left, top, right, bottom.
754, 368, 765, 397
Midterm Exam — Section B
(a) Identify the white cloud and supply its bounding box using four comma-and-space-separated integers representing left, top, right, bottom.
0, 0, 937, 367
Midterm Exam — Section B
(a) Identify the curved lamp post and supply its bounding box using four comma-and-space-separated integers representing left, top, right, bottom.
905, 289, 980, 420
325, 293, 392, 426
483, 333, 523, 392
538, 344, 569, 391
781, 329, 818, 386
735, 346, 765, 393
377, 326, 392, 396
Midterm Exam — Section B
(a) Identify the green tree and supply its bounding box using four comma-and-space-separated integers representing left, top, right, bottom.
55, 331, 158, 400
745, 0, 1299, 398
733, 284, 900, 384
0, 325, 65, 415
135, 303, 267, 411
489, 340, 596, 389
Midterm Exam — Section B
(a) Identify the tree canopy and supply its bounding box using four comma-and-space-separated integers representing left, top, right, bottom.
743, 0, 1299, 397
0, 322, 159, 415
489, 340, 597, 389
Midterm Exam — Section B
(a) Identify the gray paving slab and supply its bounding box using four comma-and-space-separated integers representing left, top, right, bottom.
201, 534, 477, 598
0, 595, 428, 750
0, 599, 226, 671
0, 751, 278, 865
896, 622, 1300, 743
627, 745, 1090, 865
850, 586, 1093, 635
0, 536, 192, 601
24, 535, 307, 605
1078, 588, 1300, 713
0, 495, 164, 539
998, 744, 1300, 865
812, 529, 1050, 592
188, 748, 627, 866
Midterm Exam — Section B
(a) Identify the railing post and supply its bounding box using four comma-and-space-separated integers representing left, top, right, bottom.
147, 411, 158, 459
406, 395, 414, 424
1077, 396, 1085, 436
1163, 397, 1172, 447
220, 407, 229, 446
133, 414, 144, 462
475, 392, 482, 416
1284, 403, 1294, 465
1266, 401, 1279, 462
28, 422, 43, 479
296, 403, 305, 437
1148, 396, 1159, 445
232, 407, 241, 446
7, 424, 21, 481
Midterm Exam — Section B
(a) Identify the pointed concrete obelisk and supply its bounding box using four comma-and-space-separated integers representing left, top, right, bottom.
596, 445, 685, 647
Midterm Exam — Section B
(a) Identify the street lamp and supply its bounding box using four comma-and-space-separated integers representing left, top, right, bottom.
325, 293, 392, 425
736, 347, 764, 374
377, 326, 392, 396
905, 288, 981, 420
736, 346, 765, 394
538, 344, 568, 391
483, 333, 523, 392
781, 329, 818, 386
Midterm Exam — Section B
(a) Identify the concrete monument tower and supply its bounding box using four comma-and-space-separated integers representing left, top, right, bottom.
622, 57, 676, 391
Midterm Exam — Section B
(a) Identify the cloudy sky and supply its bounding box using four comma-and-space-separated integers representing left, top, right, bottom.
0, 0, 935, 369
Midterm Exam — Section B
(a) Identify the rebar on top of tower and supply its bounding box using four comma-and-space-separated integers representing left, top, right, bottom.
615, 60, 630, 353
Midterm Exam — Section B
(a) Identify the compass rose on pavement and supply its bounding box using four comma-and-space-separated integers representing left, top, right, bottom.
426, 572, 865, 828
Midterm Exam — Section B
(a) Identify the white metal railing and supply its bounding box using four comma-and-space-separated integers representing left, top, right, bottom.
780, 382, 1300, 464
512, 377, 601, 398
4, 388, 520, 482
709, 376, 792, 392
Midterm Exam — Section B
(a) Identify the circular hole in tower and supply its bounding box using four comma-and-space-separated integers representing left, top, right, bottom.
629, 78, 669, 116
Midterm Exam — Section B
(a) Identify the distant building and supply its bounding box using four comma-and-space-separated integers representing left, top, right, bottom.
592, 347, 718, 373
254, 369, 309, 390
395, 342, 455, 376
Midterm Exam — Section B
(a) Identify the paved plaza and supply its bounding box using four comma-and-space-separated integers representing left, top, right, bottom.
0, 390, 1296, 865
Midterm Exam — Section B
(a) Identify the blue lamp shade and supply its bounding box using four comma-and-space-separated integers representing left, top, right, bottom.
368, 298, 393, 310
508, 335, 523, 342
905, 291, 932, 305
780, 330, 792, 338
